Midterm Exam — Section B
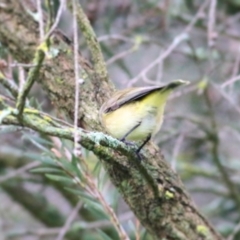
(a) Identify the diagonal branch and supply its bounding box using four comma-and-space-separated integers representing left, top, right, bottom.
16, 47, 45, 116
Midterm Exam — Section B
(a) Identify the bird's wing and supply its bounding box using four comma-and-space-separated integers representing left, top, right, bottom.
103, 85, 163, 113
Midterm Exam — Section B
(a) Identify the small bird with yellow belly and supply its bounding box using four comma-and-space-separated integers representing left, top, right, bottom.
99, 80, 189, 158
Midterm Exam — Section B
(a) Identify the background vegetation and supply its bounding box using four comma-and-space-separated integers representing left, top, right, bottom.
1, 0, 240, 239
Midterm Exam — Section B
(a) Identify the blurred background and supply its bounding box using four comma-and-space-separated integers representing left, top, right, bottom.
1, 0, 240, 239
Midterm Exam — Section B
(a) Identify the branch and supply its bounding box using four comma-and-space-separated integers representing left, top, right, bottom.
0, 107, 141, 161
69, 1, 109, 82
16, 47, 45, 116
204, 89, 240, 210
0, 75, 18, 98
56, 201, 82, 240
0, 105, 222, 240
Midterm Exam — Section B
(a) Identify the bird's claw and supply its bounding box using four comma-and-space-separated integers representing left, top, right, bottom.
120, 138, 144, 161
120, 138, 135, 147
135, 151, 144, 161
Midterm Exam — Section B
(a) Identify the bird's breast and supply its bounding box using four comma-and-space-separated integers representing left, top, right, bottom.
102, 102, 164, 141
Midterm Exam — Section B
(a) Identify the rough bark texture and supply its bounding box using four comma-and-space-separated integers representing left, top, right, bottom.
0, 1, 223, 239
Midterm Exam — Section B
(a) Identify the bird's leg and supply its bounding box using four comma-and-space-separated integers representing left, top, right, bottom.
120, 122, 141, 146
135, 134, 151, 160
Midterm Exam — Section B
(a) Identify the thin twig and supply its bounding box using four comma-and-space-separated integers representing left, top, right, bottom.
171, 133, 185, 171
86, 176, 130, 240
231, 46, 240, 78
135, 219, 140, 240
36, 0, 44, 41
5, 211, 134, 237
72, 0, 82, 157
227, 221, 240, 240
0, 162, 40, 184
51, 138, 130, 240
38, 111, 73, 128
16, 48, 45, 116
107, 41, 139, 65
184, 0, 210, 33
56, 201, 82, 240
18, 65, 25, 92
98, 34, 134, 43
107, 47, 135, 65
127, 33, 188, 87
0, 125, 35, 134
127, 0, 210, 87
189, 187, 229, 197
212, 83, 240, 115
9, 63, 39, 68
44, 0, 66, 41
221, 74, 240, 88
0, 76, 18, 98
156, 61, 163, 83
74, 2, 108, 80
204, 89, 240, 210
225, 45, 240, 93
207, 0, 217, 48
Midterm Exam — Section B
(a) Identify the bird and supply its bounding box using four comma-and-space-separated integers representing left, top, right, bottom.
99, 79, 189, 157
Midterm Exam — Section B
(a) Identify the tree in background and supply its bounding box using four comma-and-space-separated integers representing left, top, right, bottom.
0, 0, 240, 239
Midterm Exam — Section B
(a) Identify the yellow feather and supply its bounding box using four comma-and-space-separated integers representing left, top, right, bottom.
99, 80, 189, 142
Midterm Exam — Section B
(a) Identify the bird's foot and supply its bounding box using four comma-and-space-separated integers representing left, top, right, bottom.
120, 138, 135, 147
120, 138, 143, 161
135, 150, 144, 161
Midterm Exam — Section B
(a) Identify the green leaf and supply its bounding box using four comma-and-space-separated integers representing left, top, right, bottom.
71, 221, 87, 230
197, 78, 208, 92
93, 160, 102, 176
93, 161, 106, 190
0, 126, 21, 133
30, 167, 64, 174
83, 197, 103, 212
28, 97, 43, 110
96, 229, 113, 240
45, 174, 73, 185
22, 135, 50, 152
141, 229, 150, 240
110, 188, 120, 212
65, 187, 96, 203
65, 187, 108, 219
38, 155, 56, 165
71, 154, 84, 181
83, 198, 108, 220
57, 156, 78, 175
